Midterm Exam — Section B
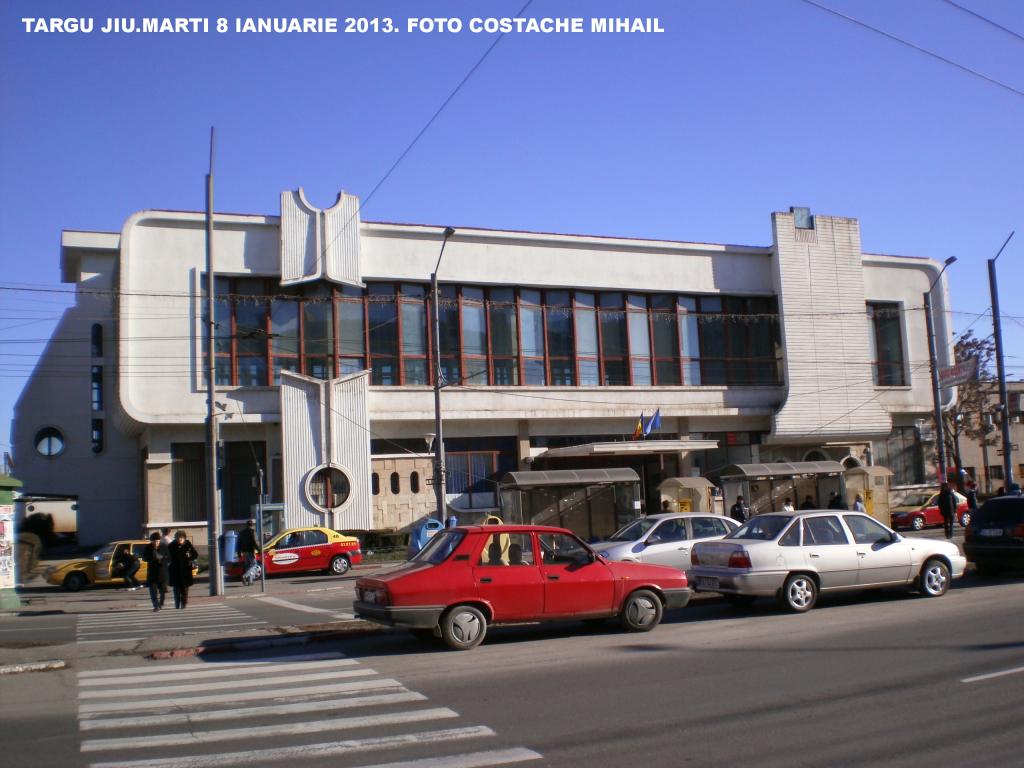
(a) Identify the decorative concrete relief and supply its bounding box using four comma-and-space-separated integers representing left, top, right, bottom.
279, 189, 364, 287
280, 370, 372, 530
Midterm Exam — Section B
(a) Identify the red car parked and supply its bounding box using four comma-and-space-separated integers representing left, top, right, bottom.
890, 491, 971, 531
354, 525, 691, 650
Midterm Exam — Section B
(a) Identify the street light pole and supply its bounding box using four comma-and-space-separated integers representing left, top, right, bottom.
204, 127, 223, 596
924, 256, 957, 485
988, 231, 1015, 491
430, 227, 455, 523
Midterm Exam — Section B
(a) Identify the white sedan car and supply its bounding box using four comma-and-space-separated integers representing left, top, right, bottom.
690, 510, 966, 612
591, 513, 740, 573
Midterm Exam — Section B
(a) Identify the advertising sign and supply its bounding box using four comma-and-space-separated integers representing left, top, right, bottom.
0, 505, 14, 590
939, 357, 978, 389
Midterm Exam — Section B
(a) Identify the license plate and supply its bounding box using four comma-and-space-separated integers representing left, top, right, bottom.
698, 576, 719, 590
979, 529, 1004, 537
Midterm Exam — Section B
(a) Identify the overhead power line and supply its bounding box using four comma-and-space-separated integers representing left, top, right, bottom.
799, 0, 1024, 99
940, 0, 1024, 44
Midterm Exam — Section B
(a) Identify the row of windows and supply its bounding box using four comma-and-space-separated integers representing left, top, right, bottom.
371, 470, 423, 496
207, 279, 784, 388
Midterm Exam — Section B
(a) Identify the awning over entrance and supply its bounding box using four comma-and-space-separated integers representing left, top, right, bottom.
535, 439, 719, 459
501, 468, 640, 489
719, 461, 846, 480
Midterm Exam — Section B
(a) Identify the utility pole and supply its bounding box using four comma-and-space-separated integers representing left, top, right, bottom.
430, 227, 455, 523
988, 231, 1015, 491
924, 256, 956, 484
205, 127, 223, 596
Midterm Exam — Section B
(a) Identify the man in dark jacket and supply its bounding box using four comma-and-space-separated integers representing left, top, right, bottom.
237, 519, 261, 586
142, 532, 169, 611
938, 482, 956, 539
115, 545, 141, 590
730, 496, 750, 523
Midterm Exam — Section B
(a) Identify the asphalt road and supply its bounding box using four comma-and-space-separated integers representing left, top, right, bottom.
4, 566, 1023, 768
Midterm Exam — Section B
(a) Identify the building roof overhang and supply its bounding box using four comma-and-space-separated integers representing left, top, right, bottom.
60, 230, 120, 283
719, 461, 847, 480
500, 468, 641, 489
535, 439, 719, 459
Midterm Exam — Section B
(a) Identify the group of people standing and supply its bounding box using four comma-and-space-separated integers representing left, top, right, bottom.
729, 491, 867, 522
141, 529, 198, 611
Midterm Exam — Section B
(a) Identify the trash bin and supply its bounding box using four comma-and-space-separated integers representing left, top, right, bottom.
406, 518, 444, 559
220, 530, 238, 564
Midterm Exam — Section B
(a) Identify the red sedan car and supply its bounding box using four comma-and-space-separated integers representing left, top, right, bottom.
890, 491, 971, 531
354, 524, 691, 650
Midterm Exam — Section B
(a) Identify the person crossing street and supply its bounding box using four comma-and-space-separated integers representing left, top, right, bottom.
237, 519, 261, 586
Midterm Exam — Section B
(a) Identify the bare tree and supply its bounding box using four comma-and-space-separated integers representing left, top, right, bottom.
938, 331, 996, 485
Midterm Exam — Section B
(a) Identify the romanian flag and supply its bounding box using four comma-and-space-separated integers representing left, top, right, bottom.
643, 409, 662, 437
632, 413, 645, 441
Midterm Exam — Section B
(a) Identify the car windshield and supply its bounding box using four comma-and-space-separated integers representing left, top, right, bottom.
899, 493, 933, 507
410, 530, 465, 564
726, 515, 790, 541
972, 498, 1024, 526
606, 518, 659, 542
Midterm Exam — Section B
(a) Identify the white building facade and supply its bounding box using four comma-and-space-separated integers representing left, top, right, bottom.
12, 195, 955, 544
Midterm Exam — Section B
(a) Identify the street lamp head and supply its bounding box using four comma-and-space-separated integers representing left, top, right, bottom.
423, 432, 436, 451
944, 256, 957, 267
443, 227, 455, 239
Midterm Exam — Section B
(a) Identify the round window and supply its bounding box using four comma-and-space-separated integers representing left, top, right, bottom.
306, 466, 351, 510
35, 427, 65, 457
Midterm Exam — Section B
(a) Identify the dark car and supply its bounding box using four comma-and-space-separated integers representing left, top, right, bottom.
963, 496, 1024, 577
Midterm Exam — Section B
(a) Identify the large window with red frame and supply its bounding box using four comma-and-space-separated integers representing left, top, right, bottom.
207, 279, 782, 388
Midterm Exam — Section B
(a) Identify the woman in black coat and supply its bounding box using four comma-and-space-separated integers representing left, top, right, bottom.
167, 530, 198, 609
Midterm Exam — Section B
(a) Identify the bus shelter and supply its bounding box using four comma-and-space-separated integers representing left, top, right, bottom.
719, 461, 847, 514
657, 477, 721, 514
499, 468, 641, 541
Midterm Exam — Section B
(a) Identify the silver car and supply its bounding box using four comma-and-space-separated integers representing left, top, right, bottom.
689, 510, 967, 612
592, 513, 740, 573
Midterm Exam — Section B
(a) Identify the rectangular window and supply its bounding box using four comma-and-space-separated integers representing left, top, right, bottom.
235, 278, 269, 387
367, 283, 396, 385
599, 292, 628, 385
488, 288, 519, 386
651, 295, 680, 385
868, 302, 906, 386
270, 294, 299, 385
519, 290, 546, 385
626, 294, 651, 385
574, 292, 599, 386
336, 285, 366, 377
461, 286, 488, 386
545, 291, 575, 386
212, 276, 233, 386
698, 297, 726, 385
436, 285, 460, 386
90, 365, 103, 411
678, 296, 701, 385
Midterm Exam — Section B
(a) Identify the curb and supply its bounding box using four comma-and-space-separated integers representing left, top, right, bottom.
0, 659, 67, 675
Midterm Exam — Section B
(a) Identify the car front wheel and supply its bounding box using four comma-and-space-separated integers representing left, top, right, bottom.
619, 589, 663, 632
920, 558, 950, 597
329, 555, 351, 576
780, 574, 817, 612
63, 572, 88, 592
440, 605, 487, 650
911, 516, 925, 531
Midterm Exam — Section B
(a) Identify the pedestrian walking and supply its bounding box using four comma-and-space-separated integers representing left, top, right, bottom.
781, 497, 795, 513
730, 495, 750, 523
852, 494, 866, 514
237, 519, 261, 586
115, 544, 141, 590
168, 530, 198, 609
142, 532, 169, 611
938, 481, 956, 539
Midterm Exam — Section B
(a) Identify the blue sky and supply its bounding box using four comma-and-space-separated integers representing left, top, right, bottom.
2, 0, 1022, 458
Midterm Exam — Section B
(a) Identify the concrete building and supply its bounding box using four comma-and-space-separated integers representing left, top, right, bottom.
11, 195, 955, 544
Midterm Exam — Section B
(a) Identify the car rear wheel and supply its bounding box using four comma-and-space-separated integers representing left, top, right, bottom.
911, 516, 925, 531
440, 605, 487, 650
619, 589, 663, 632
780, 574, 817, 612
920, 558, 950, 597
63, 572, 88, 592
329, 555, 351, 576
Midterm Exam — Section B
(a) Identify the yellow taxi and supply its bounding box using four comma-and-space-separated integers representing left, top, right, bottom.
226, 526, 362, 579
46, 540, 198, 592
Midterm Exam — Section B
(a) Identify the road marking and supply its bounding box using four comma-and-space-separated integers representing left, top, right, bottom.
78, 620, 264, 634
341, 748, 545, 768
77, 651, 344, 677
78, 610, 247, 626
962, 664, 1024, 683
87, 726, 497, 768
253, 595, 352, 618
79, 657, 359, 686
78, 667, 373, 698
0, 626, 69, 632
79, 691, 426, 730
79, 678, 405, 715
82, 707, 460, 751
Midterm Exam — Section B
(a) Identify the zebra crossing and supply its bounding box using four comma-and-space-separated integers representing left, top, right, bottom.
76, 602, 266, 643
76, 651, 543, 768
